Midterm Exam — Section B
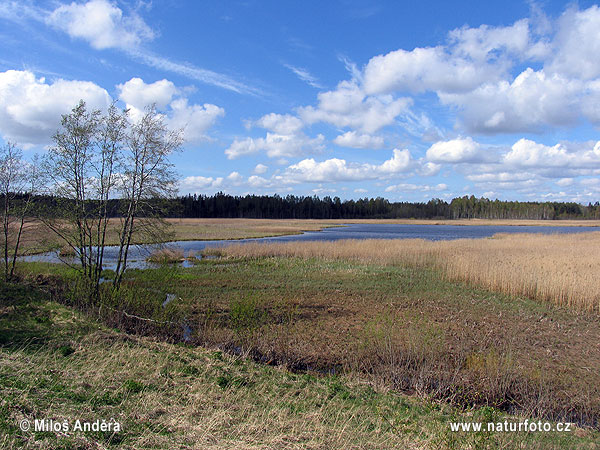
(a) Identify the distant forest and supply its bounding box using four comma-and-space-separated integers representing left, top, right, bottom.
25, 193, 600, 220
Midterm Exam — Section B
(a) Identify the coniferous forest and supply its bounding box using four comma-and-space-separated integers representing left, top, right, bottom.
22, 193, 600, 220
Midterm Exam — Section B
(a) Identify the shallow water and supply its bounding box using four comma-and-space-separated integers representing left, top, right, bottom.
22, 222, 599, 270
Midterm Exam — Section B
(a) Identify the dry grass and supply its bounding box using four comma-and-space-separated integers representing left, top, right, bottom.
3, 283, 597, 449
207, 231, 600, 312
146, 248, 185, 264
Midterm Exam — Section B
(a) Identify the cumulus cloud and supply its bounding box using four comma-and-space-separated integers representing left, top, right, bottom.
363, 47, 499, 95
226, 133, 325, 160
0, 69, 111, 146
254, 113, 303, 135
253, 164, 268, 174
117, 77, 177, 109
47, 0, 154, 50
117, 77, 224, 143
226, 112, 324, 160
426, 137, 482, 163
353, 5, 600, 134
546, 6, 600, 80
333, 131, 385, 149
179, 175, 224, 193
298, 80, 411, 134
440, 68, 583, 133
167, 99, 225, 143
385, 183, 447, 193
503, 138, 600, 169
283, 149, 413, 182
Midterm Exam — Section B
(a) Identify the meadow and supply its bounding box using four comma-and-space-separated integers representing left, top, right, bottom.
4, 220, 600, 448
2, 279, 597, 449
211, 231, 600, 312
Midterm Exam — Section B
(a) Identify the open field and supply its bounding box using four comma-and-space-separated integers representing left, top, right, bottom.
14, 217, 600, 256
19, 246, 598, 431
212, 232, 600, 312
5, 283, 597, 449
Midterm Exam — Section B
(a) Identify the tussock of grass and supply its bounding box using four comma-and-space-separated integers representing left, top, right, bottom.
2, 282, 597, 449
146, 248, 185, 264
211, 232, 600, 312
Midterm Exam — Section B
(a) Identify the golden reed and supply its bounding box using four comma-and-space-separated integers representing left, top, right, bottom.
211, 231, 600, 312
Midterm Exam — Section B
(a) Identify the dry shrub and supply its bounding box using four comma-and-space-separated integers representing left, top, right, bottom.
212, 232, 600, 312
146, 248, 185, 264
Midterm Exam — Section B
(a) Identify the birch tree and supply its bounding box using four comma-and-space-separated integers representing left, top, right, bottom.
44, 101, 182, 296
113, 105, 183, 288
0, 142, 40, 281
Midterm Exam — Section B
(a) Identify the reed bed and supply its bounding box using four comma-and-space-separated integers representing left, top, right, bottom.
146, 247, 185, 264
208, 231, 600, 312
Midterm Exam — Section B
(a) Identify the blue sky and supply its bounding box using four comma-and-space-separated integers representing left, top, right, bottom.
2, 0, 600, 202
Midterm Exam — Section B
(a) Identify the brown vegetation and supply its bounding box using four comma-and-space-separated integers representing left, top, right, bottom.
209, 231, 600, 312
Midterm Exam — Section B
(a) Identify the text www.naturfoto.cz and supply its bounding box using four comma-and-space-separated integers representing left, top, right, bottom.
450, 420, 572, 433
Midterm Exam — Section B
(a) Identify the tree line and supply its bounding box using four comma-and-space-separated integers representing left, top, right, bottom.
169, 193, 600, 220
16, 192, 600, 221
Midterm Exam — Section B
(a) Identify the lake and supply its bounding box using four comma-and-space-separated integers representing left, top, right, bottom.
23, 223, 600, 270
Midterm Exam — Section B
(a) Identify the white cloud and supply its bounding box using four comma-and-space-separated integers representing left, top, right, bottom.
117, 78, 177, 109
247, 175, 266, 188
363, 46, 498, 95
502, 139, 600, 170
117, 77, 224, 143
227, 112, 323, 160
283, 149, 413, 182
179, 175, 224, 193
440, 68, 583, 133
354, 6, 600, 134
225, 133, 325, 160
253, 164, 268, 174
0, 70, 111, 146
47, 0, 154, 50
546, 6, 600, 80
298, 80, 411, 134
426, 137, 482, 163
283, 64, 324, 89
448, 19, 543, 62
167, 98, 225, 143
254, 113, 303, 135
503, 139, 573, 168
385, 183, 447, 192
333, 131, 385, 149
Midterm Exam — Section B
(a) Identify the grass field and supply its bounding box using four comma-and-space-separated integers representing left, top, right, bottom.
2, 281, 598, 449
5, 220, 600, 448
20, 245, 599, 430
212, 232, 600, 312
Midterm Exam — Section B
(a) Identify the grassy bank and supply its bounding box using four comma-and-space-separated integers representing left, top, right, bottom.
21, 249, 599, 431
4, 282, 597, 449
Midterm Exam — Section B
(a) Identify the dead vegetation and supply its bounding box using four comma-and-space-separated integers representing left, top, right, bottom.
209, 231, 600, 312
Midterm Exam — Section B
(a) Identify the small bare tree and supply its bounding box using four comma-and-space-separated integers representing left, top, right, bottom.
0, 142, 40, 281
113, 105, 183, 288
43, 101, 182, 296
43, 101, 129, 295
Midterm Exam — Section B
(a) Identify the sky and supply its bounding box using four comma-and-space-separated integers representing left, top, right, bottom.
1, 0, 600, 203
